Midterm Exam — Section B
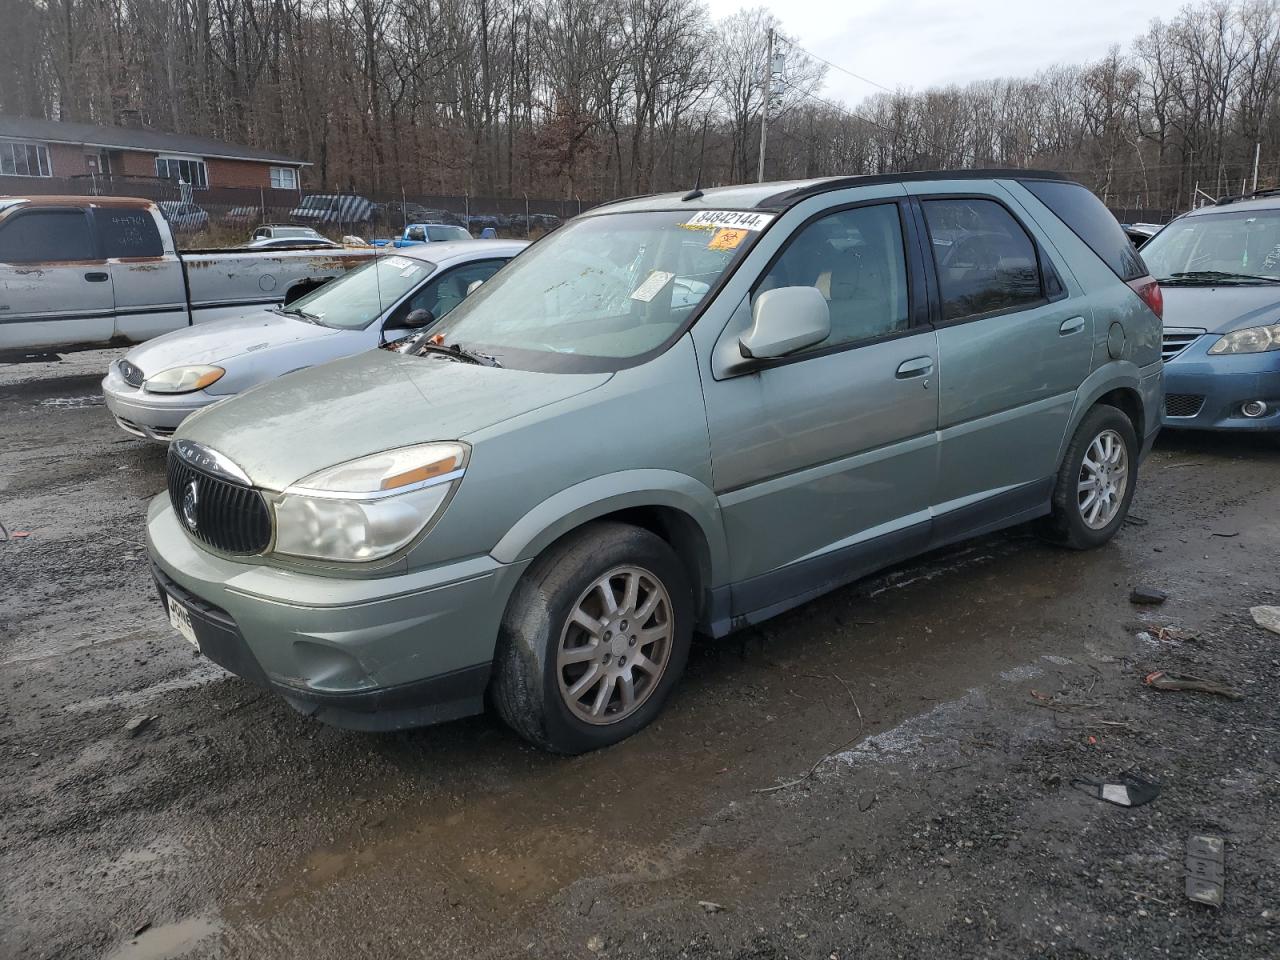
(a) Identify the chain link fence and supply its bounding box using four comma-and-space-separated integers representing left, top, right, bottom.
1, 173, 594, 247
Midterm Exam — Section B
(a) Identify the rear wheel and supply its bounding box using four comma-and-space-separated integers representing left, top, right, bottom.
491, 522, 693, 753
1039, 404, 1138, 549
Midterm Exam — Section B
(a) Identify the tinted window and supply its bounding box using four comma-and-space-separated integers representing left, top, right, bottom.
922, 198, 1043, 321
753, 203, 910, 352
0, 210, 96, 263
99, 210, 163, 258
1021, 179, 1147, 281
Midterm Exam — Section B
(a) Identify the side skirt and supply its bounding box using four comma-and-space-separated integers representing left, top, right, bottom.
701, 479, 1053, 638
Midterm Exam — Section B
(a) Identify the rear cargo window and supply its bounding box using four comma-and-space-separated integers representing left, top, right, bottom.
99, 210, 163, 258
0, 209, 95, 263
1021, 179, 1147, 281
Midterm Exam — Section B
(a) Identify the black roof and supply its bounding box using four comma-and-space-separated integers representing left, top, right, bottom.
0, 114, 306, 166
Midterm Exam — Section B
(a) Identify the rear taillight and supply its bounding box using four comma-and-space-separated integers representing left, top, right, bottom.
1127, 276, 1163, 320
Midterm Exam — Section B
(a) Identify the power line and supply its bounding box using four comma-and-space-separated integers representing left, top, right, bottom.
779, 36, 895, 94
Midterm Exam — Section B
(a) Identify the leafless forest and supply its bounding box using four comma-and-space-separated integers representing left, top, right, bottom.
3, 0, 1280, 209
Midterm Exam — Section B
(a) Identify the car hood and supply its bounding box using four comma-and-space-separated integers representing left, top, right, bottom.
175, 349, 613, 490
124, 309, 343, 374
1160, 284, 1280, 334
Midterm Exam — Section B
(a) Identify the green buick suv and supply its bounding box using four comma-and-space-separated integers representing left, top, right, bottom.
148, 170, 1164, 752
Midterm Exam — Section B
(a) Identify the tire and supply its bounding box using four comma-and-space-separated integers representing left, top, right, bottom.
491, 521, 694, 754
1039, 404, 1138, 550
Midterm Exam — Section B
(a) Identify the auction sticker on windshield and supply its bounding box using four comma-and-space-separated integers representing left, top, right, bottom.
166, 594, 199, 650
682, 210, 774, 231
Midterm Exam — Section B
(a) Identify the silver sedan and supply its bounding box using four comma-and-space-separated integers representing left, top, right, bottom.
102, 239, 526, 441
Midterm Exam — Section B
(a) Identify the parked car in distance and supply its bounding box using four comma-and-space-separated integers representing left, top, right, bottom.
1139, 192, 1280, 433
1121, 222, 1161, 247
157, 201, 209, 233
245, 236, 342, 250
104, 239, 525, 441
288, 193, 374, 227
375, 202, 466, 228
0, 196, 372, 353
397, 222, 472, 244
147, 171, 1163, 753
251, 224, 328, 243
223, 205, 261, 227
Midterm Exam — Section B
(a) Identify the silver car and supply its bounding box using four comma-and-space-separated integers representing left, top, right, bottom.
147, 172, 1163, 752
103, 240, 525, 440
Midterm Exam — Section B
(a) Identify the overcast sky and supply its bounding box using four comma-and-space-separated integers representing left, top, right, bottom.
706, 0, 1188, 106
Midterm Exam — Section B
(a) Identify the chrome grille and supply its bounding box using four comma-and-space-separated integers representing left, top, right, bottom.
166, 449, 272, 554
1162, 329, 1204, 362
1165, 394, 1205, 418
118, 359, 145, 387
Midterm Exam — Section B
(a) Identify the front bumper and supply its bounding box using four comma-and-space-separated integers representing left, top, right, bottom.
1162, 339, 1280, 432
146, 495, 529, 731
102, 366, 218, 442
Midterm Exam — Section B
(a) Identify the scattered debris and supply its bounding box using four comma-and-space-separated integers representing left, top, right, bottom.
133, 921, 152, 937
1186, 835, 1225, 907
124, 714, 158, 737
1129, 586, 1167, 605
587, 934, 606, 953
698, 900, 726, 913
1144, 670, 1243, 701
1123, 514, 1149, 527
1250, 606, 1280, 636
1209, 530, 1240, 538
1071, 773, 1161, 807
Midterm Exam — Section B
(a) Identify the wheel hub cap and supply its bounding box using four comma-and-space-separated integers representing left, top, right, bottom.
557, 565, 674, 725
1077, 428, 1129, 530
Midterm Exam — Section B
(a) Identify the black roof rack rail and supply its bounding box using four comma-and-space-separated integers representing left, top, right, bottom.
755, 168, 1073, 210
1214, 186, 1280, 206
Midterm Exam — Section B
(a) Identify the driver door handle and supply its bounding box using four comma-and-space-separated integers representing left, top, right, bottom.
896, 356, 934, 378
84, 272, 109, 283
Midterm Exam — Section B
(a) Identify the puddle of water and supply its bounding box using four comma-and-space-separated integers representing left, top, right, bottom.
64, 662, 227, 714
999, 664, 1043, 682
103, 912, 222, 960
832, 689, 986, 766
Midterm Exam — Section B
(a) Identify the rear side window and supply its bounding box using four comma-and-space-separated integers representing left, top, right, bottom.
1021, 179, 1147, 281
98, 210, 163, 258
922, 198, 1043, 322
0, 209, 96, 263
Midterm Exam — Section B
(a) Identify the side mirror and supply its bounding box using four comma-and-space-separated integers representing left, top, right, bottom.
389, 308, 434, 331
466, 280, 484, 295
739, 287, 831, 360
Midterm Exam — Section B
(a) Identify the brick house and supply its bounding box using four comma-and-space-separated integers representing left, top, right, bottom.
0, 114, 308, 194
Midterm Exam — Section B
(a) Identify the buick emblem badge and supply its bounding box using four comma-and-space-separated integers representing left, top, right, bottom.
181, 480, 200, 532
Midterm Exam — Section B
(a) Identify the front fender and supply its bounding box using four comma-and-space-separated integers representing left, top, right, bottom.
490, 468, 729, 584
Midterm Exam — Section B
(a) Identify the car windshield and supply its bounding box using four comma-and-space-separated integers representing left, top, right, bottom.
426, 225, 468, 242
286, 255, 435, 329
417, 209, 769, 371
1141, 208, 1280, 282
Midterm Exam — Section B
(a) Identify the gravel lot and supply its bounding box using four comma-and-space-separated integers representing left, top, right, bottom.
1, 350, 1277, 960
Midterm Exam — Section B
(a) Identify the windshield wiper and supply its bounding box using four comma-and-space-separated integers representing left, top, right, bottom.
407, 340, 502, 367
273, 305, 324, 324
1161, 270, 1280, 285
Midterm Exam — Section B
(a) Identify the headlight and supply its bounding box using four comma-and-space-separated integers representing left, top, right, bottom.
1207, 323, 1280, 355
272, 442, 467, 562
144, 365, 225, 393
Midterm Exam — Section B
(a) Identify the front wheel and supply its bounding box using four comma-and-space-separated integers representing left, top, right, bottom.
491, 522, 693, 753
1039, 404, 1138, 549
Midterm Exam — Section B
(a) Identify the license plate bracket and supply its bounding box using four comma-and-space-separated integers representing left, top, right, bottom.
166, 593, 200, 651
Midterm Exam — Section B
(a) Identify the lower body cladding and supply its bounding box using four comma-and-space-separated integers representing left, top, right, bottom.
1162, 351, 1280, 432
146, 496, 530, 731
102, 371, 217, 443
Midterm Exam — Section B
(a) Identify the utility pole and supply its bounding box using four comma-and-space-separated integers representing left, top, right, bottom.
757, 27, 773, 183
1252, 141, 1261, 193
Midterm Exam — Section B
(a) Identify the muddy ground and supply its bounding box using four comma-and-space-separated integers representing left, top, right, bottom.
0, 350, 1277, 960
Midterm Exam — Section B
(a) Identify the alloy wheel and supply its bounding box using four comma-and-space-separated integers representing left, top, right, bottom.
1077, 428, 1129, 530
556, 565, 674, 725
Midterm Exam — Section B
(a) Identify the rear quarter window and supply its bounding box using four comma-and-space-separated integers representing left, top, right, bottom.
1020, 179, 1147, 281
98, 209, 163, 258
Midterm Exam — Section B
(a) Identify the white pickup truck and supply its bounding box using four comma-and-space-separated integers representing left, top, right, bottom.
0, 196, 373, 353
